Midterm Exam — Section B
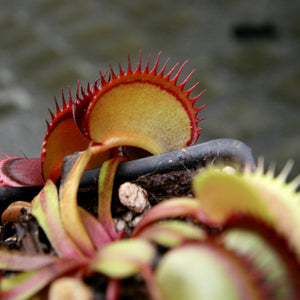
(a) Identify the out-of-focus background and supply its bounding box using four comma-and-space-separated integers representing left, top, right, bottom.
0, 0, 299, 176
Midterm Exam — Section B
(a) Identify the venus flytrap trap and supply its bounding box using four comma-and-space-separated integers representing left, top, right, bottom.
0, 51, 205, 187
72, 53, 205, 156
0, 155, 44, 187
41, 92, 113, 183
192, 162, 300, 259
219, 222, 299, 298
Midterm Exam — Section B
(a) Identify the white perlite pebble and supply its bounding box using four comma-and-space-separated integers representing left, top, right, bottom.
114, 219, 127, 232
118, 182, 148, 213
129, 215, 143, 228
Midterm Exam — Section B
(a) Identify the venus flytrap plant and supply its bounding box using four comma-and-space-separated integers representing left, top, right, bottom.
1, 52, 300, 299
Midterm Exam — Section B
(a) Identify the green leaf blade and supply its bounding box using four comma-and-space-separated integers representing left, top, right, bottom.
79, 207, 111, 249
192, 168, 273, 224
0, 249, 59, 271
91, 239, 155, 279
98, 156, 127, 239
138, 220, 206, 248
31, 180, 83, 258
133, 198, 209, 236
59, 148, 95, 257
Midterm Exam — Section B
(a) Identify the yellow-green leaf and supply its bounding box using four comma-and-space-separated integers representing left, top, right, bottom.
138, 220, 206, 247
31, 180, 83, 258
91, 239, 155, 278
59, 147, 95, 257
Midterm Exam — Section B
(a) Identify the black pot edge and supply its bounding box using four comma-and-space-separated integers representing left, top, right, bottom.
0, 138, 256, 214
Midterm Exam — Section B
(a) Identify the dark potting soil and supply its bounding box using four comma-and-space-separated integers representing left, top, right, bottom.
135, 169, 197, 205
77, 169, 197, 218
0, 169, 197, 299
0, 209, 53, 253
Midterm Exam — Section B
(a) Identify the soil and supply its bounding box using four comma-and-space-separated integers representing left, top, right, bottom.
135, 169, 197, 206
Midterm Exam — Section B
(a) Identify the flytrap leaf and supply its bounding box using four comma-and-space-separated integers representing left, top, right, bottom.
221, 215, 300, 298
0, 154, 44, 187
74, 52, 206, 156
155, 244, 262, 300
0, 259, 85, 300
133, 198, 210, 237
31, 180, 83, 259
192, 163, 300, 259
0, 249, 59, 271
78, 207, 111, 249
91, 239, 155, 279
98, 156, 127, 239
41, 90, 112, 182
137, 220, 206, 248
59, 147, 95, 257
221, 227, 299, 298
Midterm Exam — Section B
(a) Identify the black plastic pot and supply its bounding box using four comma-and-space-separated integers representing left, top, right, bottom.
0, 138, 255, 214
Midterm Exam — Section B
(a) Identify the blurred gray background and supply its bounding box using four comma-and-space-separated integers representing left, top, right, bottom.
0, 0, 299, 176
